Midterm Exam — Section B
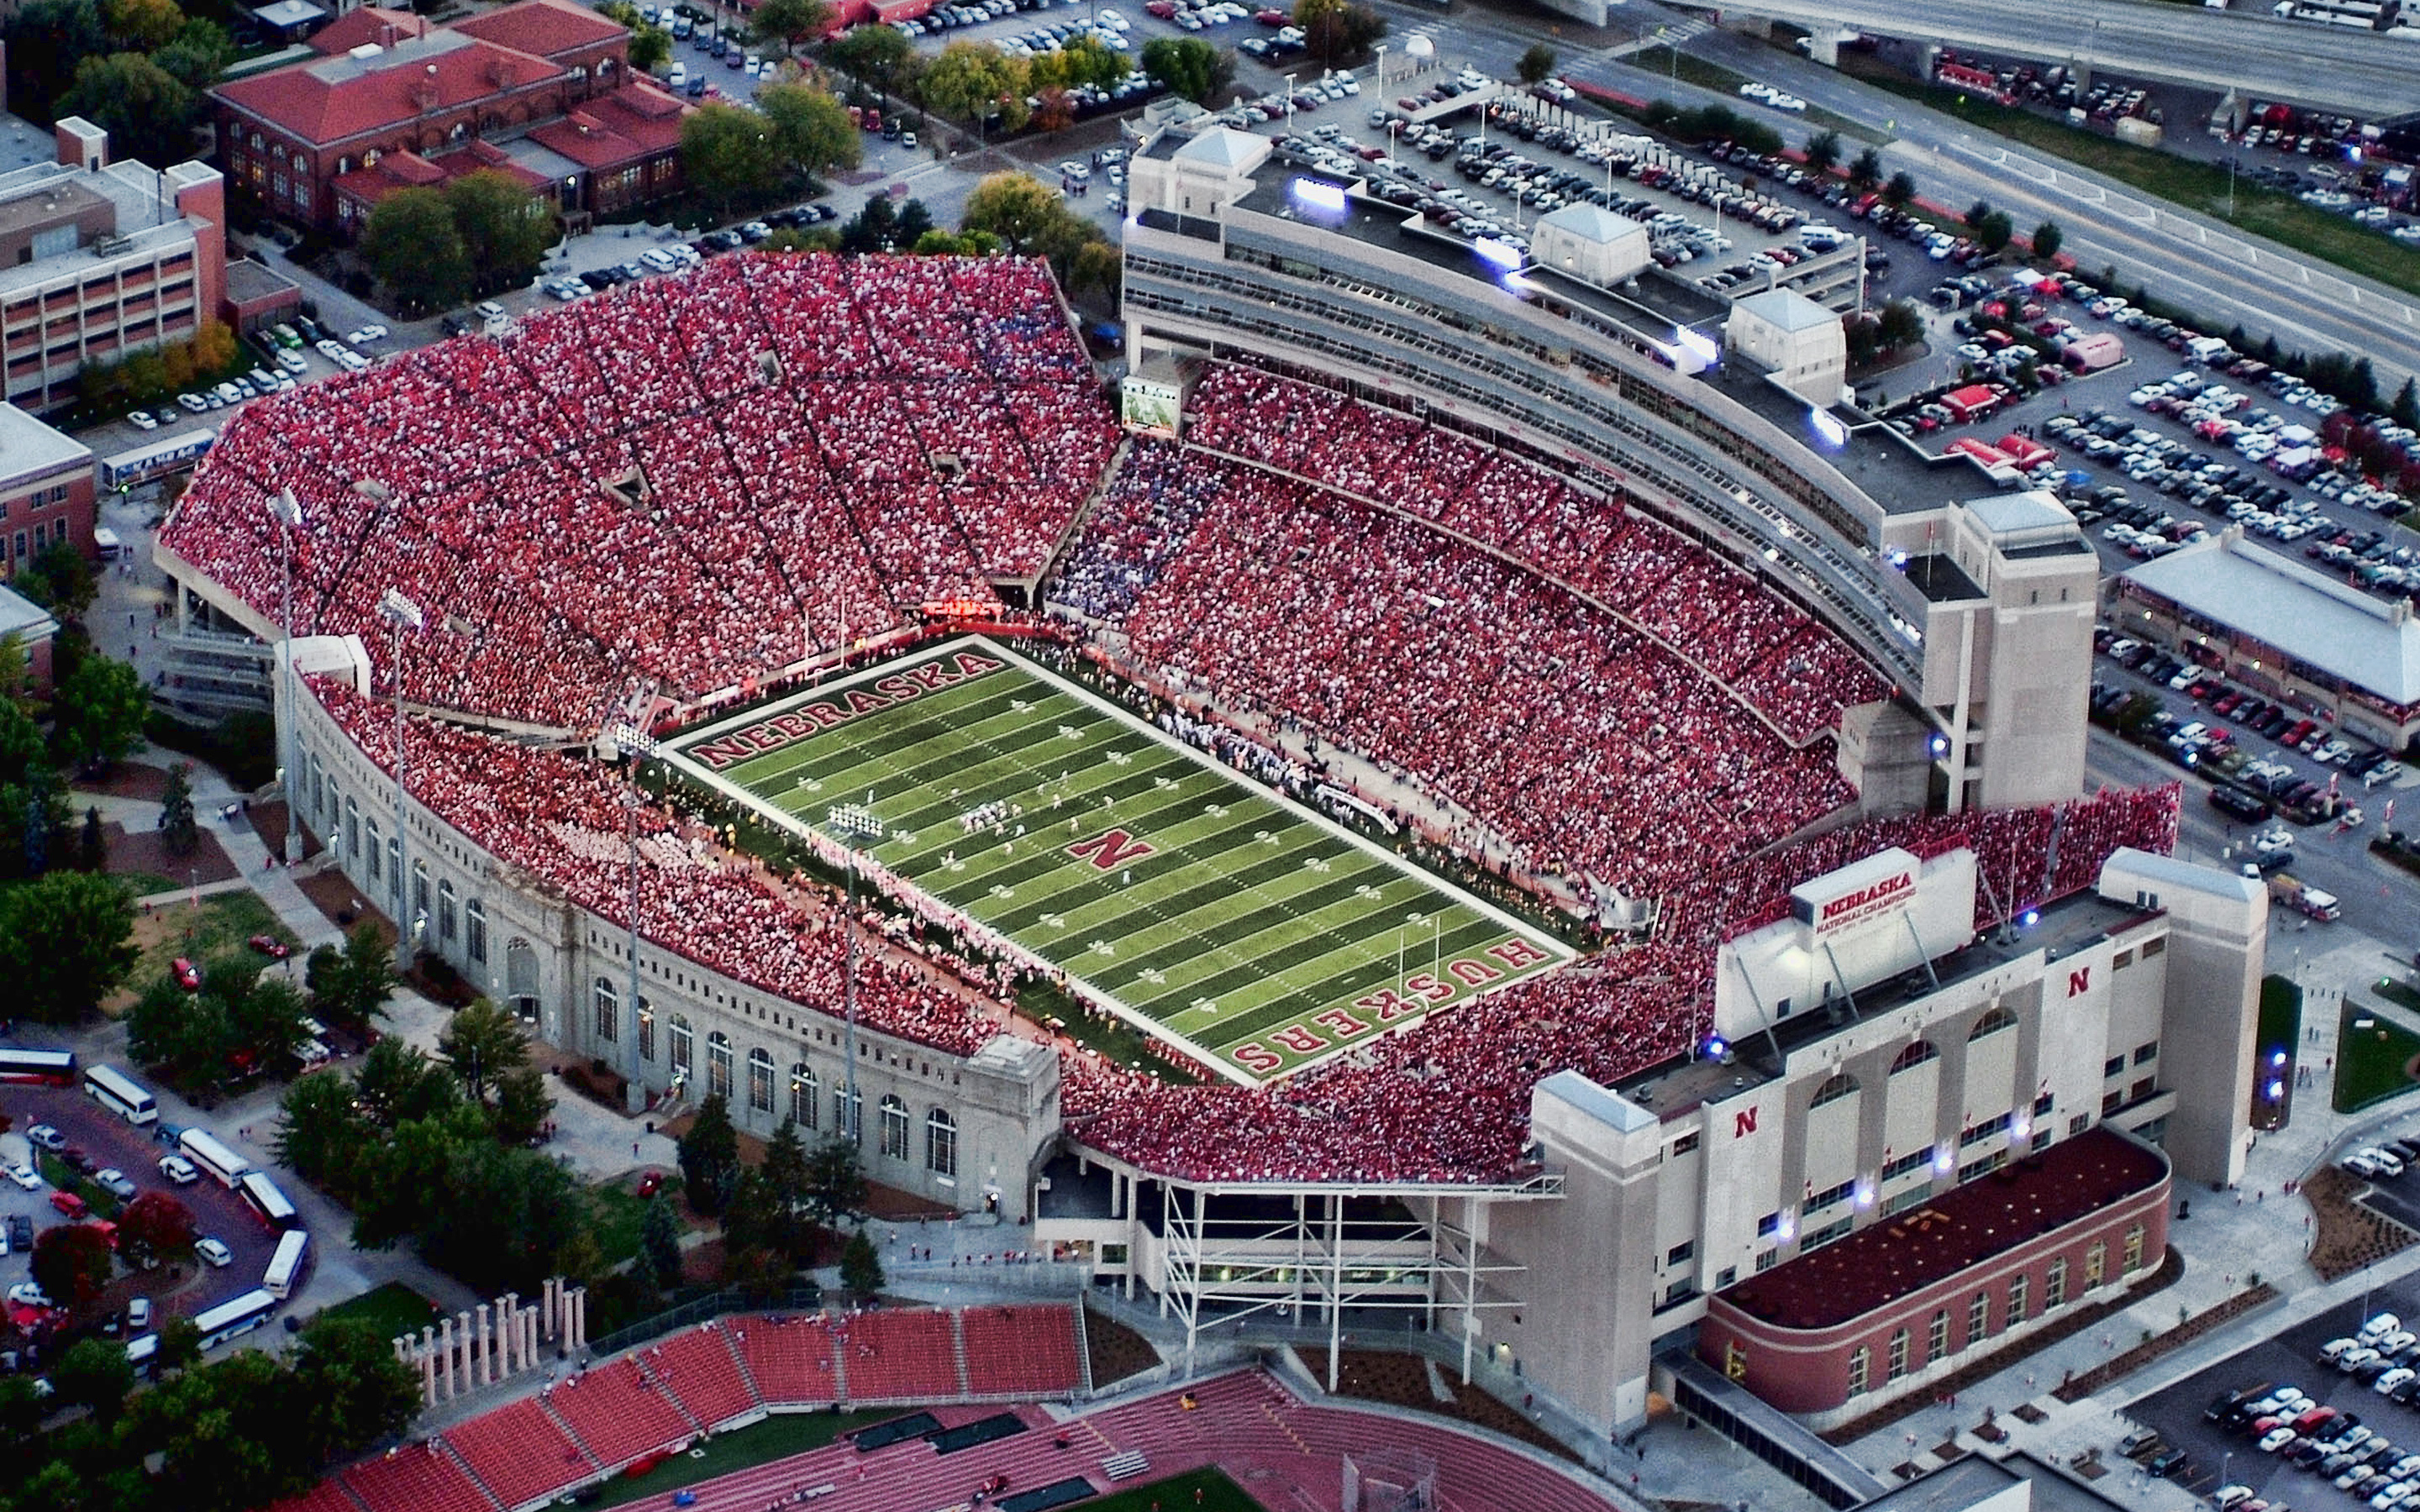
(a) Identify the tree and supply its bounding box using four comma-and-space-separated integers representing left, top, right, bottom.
51, 654, 146, 770
14, 540, 97, 622
101, 0, 179, 47
443, 171, 553, 298
0, 1376, 49, 1446
640, 1193, 684, 1284
1881, 171, 1916, 210
1877, 298, 1924, 351
1804, 128, 1842, 176
56, 54, 197, 172
115, 1189, 198, 1269
492, 1063, 552, 1146
78, 805, 102, 871
804, 1132, 865, 1222
50, 1338, 134, 1425
276, 1070, 371, 1196
1963, 198, 1992, 233
129, 971, 228, 1084
1139, 36, 1233, 107
360, 188, 471, 316
2393, 376, 2420, 432
839, 1227, 883, 1297
961, 171, 1071, 255
757, 81, 860, 176
157, 1315, 202, 1373
1031, 85, 1075, 135
4, 0, 108, 121
1848, 145, 1883, 190
746, 0, 829, 57
30, 1222, 111, 1310
1071, 240, 1122, 302
827, 22, 911, 93
759, 1116, 813, 1257
911, 228, 1002, 255
1292, 0, 1381, 65
678, 1092, 742, 1216
151, 15, 233, 91
1516, 42, 1557, 85
918, 40, 1027, 139
305, 921, 396, 1028
436, 996, 529, 1105
681, 102, 781, 215
2031, 219, 2063, 261
1976, 209, 2014, 255
0, 869, 136, 1021
597, 1, 671, 71
287, 1315, 420, 1467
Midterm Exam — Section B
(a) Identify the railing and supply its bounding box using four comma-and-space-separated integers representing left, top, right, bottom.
585, 1284, 823, 1359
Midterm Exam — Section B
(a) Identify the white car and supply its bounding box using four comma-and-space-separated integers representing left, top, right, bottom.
2344, 1347, 2386, 1373
2380, 1368, 2417, 1395
640, 247, 680, 272
6, 1283, 52, 1309
276, 349, 308, 374
473, 301, 506, 322
547, 278, 587, 301
346, 323, 389, 344
128, 409, 158, 430
3, 1163, 39, 1191
2260, 1425, 2301, 1452
1059, 160, 1092, 182
157, 1155, 198, 1186
194, 1236, 233, 1268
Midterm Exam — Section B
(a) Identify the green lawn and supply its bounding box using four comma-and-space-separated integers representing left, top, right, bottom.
113, 873, 181, 900
665, 639, 1570, 1086
586, 1410, 894, 1509
1833, 55, 2420, 301
2336, 1000, 2420, 1114
1074, 1468, 1263, 1511
588, 1179, 686, 1268
320, 1282, 442, 1341
133, 890, 297, 993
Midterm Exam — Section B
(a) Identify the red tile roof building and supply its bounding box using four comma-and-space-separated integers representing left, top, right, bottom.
211, 0, 649, 234
527, 82, 689, 215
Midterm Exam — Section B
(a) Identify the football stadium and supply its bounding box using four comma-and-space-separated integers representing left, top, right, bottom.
151, 114, 2269, 1484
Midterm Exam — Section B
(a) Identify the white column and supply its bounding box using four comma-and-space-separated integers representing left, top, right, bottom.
501, 1293, 519, 1373
541, 1278, 558, 1342
525, 1306, 539, 1368
573, 1288, 588, 1352
420, 1342, 437, 1409
476, 1305, 492, 1388
442, 1315, 462, 1400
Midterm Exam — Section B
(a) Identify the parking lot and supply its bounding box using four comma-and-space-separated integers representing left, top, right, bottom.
0, 1081, 281, 1347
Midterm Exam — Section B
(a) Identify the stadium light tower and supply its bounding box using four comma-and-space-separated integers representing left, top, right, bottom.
828, 801, 885, 1147
377, 585, 424, 974
266, 487, 305, 864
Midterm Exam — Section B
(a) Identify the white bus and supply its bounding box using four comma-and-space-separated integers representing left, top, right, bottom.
261, 1230, 309, 1300
192, 1289, 278, 1350
177, 1129, 253, 1190
98, 426, 214, 491
0, 1047, 76, 1086
82, 1064, 157, 1126
124, 1333, 158, 1378
237, 1170, 298, 1231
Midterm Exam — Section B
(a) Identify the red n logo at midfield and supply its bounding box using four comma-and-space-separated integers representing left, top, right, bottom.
1068, 829, 1155, 870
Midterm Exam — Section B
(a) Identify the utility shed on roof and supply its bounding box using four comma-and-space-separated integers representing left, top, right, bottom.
1726, 287, 1846, 407
1531, 202, 1649, 289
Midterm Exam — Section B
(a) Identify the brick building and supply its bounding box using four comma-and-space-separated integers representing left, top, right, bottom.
0, 118, 225, 414
211, 0, 655, 234
0, 400, 97, 584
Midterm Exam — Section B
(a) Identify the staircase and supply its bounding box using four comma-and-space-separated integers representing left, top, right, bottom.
713, 1321, 768, 1409
1071, 1302, 1096, 1396
948, 1306, 973, 1399
1100, 1449, 1150, 1482
438, 1437, 512, 1512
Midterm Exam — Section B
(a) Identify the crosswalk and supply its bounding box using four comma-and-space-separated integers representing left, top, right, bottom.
1608, 16, 1707, 57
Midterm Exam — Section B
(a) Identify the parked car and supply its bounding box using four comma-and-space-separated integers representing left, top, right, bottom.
24, 1125, 64, 1151
92, 1168, 135, 1200
3, 1164, 39, 1192
247, 934, 290, 959
193, 1236, 233, 1268
157, 1156, 198, 1185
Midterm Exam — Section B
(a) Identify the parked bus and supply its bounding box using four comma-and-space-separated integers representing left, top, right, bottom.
192, 1289, 278, 1351
177, 1129, 253, 1190
261, 1229, 309, 1300
0, 1047, 76, 1086
82, 1064, 157, 1126
98, 427, 214, 491
124, 1333, 158, 1378
237, 1170, 298, 1231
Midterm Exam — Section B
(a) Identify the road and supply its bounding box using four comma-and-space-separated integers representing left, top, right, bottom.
1692, 0, 2420, 118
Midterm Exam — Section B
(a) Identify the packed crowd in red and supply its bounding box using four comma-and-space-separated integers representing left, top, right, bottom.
308, 678, 1005, 1059
1056, 442, 1856, 896
161, 254, 1115, 727
1180, 365, 1890, 743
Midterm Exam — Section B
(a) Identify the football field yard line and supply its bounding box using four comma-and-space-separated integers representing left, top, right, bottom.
662, 637, 1571, 1085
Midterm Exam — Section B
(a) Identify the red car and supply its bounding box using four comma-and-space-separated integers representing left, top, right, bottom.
1254, 7, 1287, 21
247, 934, 290, 959
171, 957, 200, 991
48, 1191, 86, 1220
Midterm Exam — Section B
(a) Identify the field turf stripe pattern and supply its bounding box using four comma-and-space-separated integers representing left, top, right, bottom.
665, 638, 1568, 1084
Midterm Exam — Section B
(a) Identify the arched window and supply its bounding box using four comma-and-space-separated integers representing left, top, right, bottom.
707, 1032, 733, 1100
669, 1015, 692, 1074
344, 796, 360, 858
466, 898, 487, 963
1846, 1345, 1870, 1396
927, 1108, 956, 1177
747, 1048, 773, 1113
1967, 1006, 2018, 1042
790, 1063, 818, 1128
439, 879, 457, 941
834, 1084, 860, 1144
637, 999, 655, 1061
413, 860, 430, 922
1810, 1072, 1858, 1108
365, 817, 381, 879
592, 978, 617, 1043
1890, 1040, 1939, 1074
879, 1095, 909, 1160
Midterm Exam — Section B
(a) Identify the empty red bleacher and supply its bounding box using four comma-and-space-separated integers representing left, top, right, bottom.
442, 1396, 591, 1509
833, 1308, 962, 1404
958, 1305, 1084, 1399
644, 1321, 760, 1429
266, 1478, 374, 1512
337, 1441, 496, 1512
731, 1312, 841, 1407
544, 1355, 694, 1467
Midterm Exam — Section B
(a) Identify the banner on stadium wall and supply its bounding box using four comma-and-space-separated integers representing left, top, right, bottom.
1120, 375, 1181, 438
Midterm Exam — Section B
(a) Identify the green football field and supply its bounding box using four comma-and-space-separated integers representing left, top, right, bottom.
661, 638, 1570, 1085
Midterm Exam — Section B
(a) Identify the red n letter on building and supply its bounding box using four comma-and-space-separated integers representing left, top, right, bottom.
1067, 829, 1156, 870
1733, 1106, 1759, 1140
2067, 967, 2091, 998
